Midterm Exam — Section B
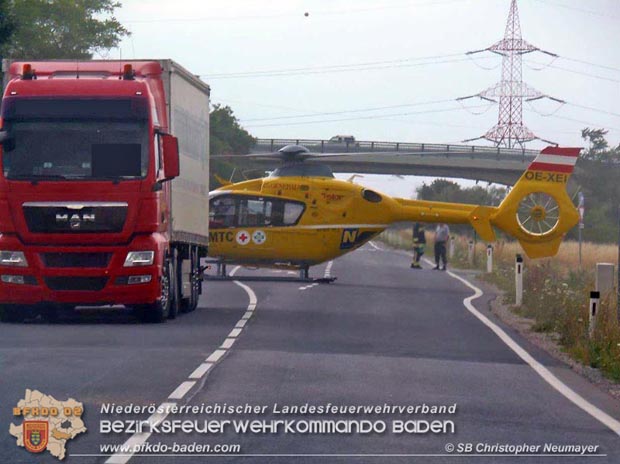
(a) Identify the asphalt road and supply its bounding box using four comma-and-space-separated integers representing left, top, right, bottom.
1, 243, 620, 463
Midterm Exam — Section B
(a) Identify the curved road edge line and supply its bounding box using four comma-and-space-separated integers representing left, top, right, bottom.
445, 266, 620, 437
104, 266, 258, 464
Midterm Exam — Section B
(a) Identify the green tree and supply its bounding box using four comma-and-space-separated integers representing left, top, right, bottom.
581, 128, 620, 162
570, 128, 620, 242
209, 104, 257, 187
3, 0, 129, 59
0, 0, 16, 51
416, 179, 507, 206
210, 104, 256, 155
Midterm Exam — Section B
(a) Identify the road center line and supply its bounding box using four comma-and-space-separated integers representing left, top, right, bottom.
168, 381, 195, 400
189, 363, 213, 379
428, 258, 620, 437
105, 266, 258, 464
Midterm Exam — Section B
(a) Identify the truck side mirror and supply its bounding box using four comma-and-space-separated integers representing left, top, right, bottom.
162, 134, 180, 180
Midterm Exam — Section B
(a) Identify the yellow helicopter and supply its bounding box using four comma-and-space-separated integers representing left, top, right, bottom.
208, 145, 580, 279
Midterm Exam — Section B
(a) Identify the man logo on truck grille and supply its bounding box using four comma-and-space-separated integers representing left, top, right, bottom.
55, 213, 96, 230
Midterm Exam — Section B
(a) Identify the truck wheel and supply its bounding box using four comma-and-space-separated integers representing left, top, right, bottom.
135, 257, 172, 323
0, 304, 29, 323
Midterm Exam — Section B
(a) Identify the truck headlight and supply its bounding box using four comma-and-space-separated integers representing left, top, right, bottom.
0, 251, 28, 267
124, 251, 155, 267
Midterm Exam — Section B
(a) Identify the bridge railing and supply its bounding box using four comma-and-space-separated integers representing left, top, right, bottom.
253, 138, 540, 161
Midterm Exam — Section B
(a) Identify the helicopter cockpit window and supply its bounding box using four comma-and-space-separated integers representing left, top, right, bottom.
210, 195, 305, 228
209, 196, 236, 228
362, 189, 382, 203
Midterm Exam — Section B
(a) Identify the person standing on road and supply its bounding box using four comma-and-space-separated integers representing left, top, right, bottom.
410, 223, 426, 269
434, 223, 450, 271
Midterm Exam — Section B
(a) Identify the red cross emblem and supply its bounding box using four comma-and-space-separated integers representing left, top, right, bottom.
236, 230, 251, 245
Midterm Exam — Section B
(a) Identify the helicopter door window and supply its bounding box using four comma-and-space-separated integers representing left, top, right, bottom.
283, 202, 304, 225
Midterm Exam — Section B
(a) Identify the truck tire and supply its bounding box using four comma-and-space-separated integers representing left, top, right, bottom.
181, 246, 199, 313
0, 304, 31, 323
135, 257, 172, 323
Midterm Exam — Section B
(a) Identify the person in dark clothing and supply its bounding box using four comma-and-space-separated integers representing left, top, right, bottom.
434, 223, 450, 270
410, 223, 426, 269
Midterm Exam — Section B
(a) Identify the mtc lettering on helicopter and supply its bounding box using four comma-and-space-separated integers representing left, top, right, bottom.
209, 231, 234, 243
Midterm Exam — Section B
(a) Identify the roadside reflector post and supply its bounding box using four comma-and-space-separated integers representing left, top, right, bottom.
468, 240, 474, 266
449, 236, 455, 259
589, 291, 600, 338
486, 245, 493, 273
515, 254, 523, 306
595, 263, 615, 296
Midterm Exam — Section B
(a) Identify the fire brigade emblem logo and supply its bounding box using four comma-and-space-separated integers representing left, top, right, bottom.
24, 421, 48, 453
10, 389, 87, 460
252, 230, 267, 245
236, 230, 251, 245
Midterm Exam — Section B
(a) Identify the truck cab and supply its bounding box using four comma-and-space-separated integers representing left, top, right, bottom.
0, 60, 210, 323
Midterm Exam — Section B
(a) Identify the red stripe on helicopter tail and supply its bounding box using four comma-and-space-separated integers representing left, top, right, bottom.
540, 147, 581, 157
527, 162, 574, 173
526, 146, 581, 173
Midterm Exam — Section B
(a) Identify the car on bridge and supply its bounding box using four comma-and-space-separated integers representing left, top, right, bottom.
328, 134, 358, 145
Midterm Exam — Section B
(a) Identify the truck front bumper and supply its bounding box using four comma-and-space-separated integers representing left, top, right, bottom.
0, 234, 165, 306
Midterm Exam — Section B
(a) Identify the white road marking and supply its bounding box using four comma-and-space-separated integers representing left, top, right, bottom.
228, 328, 242, 338
168, 381, 196, 400
324, 260, 334, 277
368, 241, 382, 251
188, 363, 213, 379
221, 338, 236, 349
147, 402, 176, 427
106, 265, 259, 464
426, 258, 620, 437
206, 349, 227, 363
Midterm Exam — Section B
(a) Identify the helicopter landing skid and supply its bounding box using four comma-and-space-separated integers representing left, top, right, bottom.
204, 275, 337, 284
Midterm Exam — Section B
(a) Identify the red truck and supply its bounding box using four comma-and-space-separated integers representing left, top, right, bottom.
0, 60, 210, 323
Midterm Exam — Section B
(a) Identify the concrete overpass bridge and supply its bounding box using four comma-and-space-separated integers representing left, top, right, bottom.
247, 138, 544, 184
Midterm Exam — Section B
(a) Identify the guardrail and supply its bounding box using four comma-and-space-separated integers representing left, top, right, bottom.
253, 138, 540, 162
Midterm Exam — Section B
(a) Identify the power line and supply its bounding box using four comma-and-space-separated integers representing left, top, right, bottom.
240, 98, 457, 122
561, 57, 620, 74
204, 55, 478, 79
206, 53, 464, 78
525, 59, 620, 84
533, 0, 620, 20
565, 103, 620, 119
526, 110, 620, 133
244, 104, 492, 127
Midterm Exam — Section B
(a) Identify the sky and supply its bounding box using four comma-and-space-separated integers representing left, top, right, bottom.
108, 0, 620, 197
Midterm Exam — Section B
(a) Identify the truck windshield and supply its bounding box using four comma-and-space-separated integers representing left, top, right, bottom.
2, 120, 149, 181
